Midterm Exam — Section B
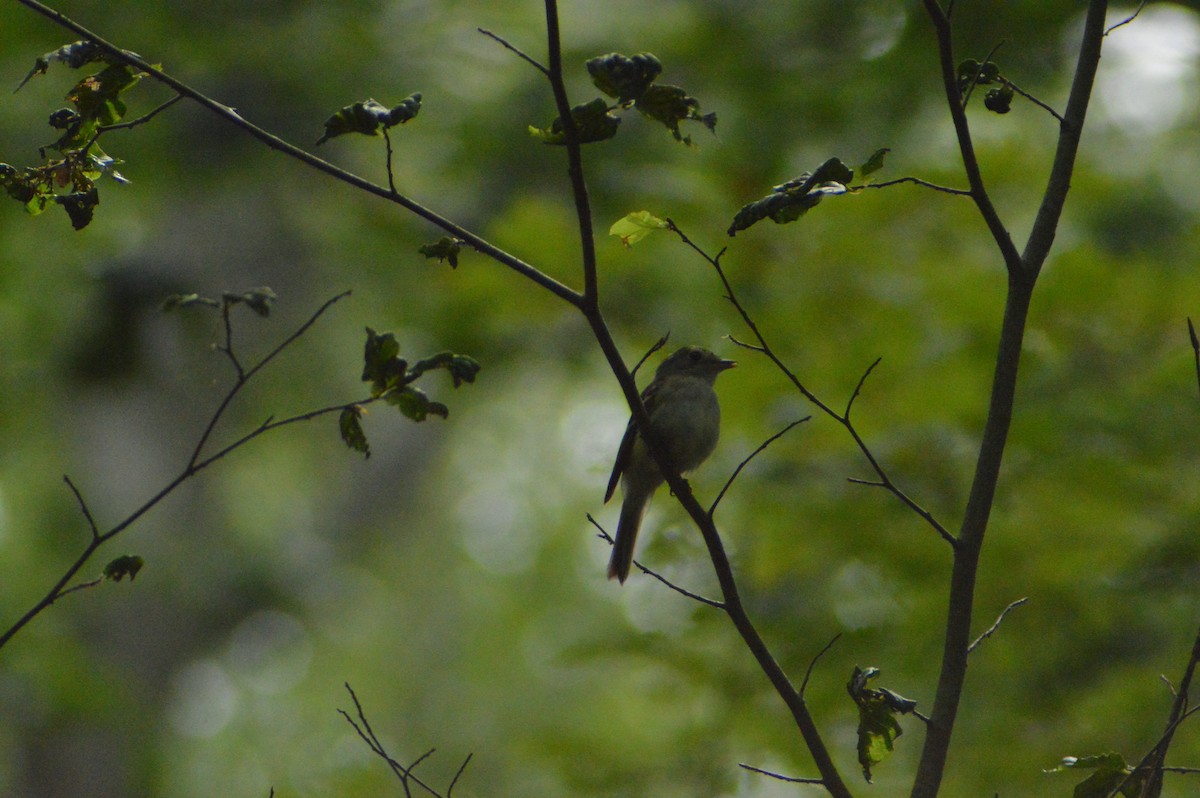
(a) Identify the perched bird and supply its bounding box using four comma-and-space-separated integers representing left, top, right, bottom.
605, 346, 736, 582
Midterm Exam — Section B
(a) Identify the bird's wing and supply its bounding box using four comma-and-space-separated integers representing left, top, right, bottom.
605, 414, 637, 503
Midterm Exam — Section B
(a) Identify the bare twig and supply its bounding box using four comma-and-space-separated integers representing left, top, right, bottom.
383, 128, 398, 196
669, 218, 955, 547
340, 683, 444, 797
1106, 0, 1148, 36
968, 597, 1029, 654
738, 762, 824, 785
1008, 82, 1065, 124
710, 417, 810, 515
63, 475, 100, 540
1187, 318, 1199, 400
859, 176, 971, 196
477, 28, 549, 75
586, 515, 724, 609
800, 633, 842, 697
0, 293, 364, 652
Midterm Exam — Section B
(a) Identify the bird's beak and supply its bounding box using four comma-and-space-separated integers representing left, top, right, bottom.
718, 359, 737, 371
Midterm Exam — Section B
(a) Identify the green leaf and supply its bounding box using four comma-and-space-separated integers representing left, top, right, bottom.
66, 63, 143, 130
1047, 753, 1144, 798
529, 97, 620, 145
609, 211, 668, 247
339, 405, 370, 458
846, 666, 916, 783
634, 83, 715, 145
586, 52, 662, 104
316, 93, 422, 145
388, 386, 449, 422
728, 157, 856, 235
103, 554, 145, 582
419, 236, 464, 268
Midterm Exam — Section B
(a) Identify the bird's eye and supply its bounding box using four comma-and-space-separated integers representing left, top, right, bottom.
689, 349, 702, 361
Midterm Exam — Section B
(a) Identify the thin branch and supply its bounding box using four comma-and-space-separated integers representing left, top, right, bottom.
188, 291, 349, 468
477, 28, 549, 75
1187, 318, 1199, 400
1009, 82, 1065, 124
76, 93, 184, 157
541, 1, 600, 307
844, 358, 882, 419
383, 128, 398, 195
14, 0, 582, 308
960, 41, 1006, 108
710, 417, 810, 515
738, 763, 824, 785
586, 515, 724, 608
860, 176, 972, 196
920, 0, 1022, 274
446, 753, 474, 797
63, 475, 100, 539
632, 333, 670, 377
671, 218, 955, 547
800, 633, 842, 697
54, 576, 104, 599
967, 597, 1029, 654
0, 293, 361, 652
340, 683, 442, 797
1106, 0, 1148, 36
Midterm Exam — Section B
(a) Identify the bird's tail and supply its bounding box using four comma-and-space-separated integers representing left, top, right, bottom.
607, 497, 646, 583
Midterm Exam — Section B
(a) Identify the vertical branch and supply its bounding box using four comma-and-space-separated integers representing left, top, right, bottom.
920, 0, 1022, 274
542, 1, 600, 307
910, 3, 1109, 797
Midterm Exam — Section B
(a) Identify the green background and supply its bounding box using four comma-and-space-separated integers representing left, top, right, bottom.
2, 1, 1200, 795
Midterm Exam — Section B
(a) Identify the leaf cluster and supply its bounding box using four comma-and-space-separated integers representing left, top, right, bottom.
957, 59, 1015, 114
2, 40, 145, 230
340, 329, 481, 457
529, 52, 716, 146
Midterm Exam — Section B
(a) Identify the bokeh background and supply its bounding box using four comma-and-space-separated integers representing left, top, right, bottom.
2, 1, 1200, 795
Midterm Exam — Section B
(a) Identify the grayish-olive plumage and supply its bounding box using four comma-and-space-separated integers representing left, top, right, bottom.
605, 346, 735, 582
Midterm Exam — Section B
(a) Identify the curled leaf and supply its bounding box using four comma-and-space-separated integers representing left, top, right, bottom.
419, 236, 464, 268
103, 554, 145, 582
316, 93, 422, 144
529, 97, 620, 145
222, 287, 276, 317
846, 666, 917, 783
728, 157, 855, 235
635, 83, 714, 145
587, 52, 662, 104
160, 293, 220, 311
339, 405, 370, 458
984, 83, 1015, 114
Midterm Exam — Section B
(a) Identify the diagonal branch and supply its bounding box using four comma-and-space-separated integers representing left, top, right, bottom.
15, 0, 583, 308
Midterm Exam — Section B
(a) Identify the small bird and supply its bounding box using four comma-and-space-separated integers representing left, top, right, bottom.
605, 346, 736, 582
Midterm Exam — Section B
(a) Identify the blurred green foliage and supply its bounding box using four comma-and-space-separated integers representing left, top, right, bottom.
1, 1, 1200, 797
